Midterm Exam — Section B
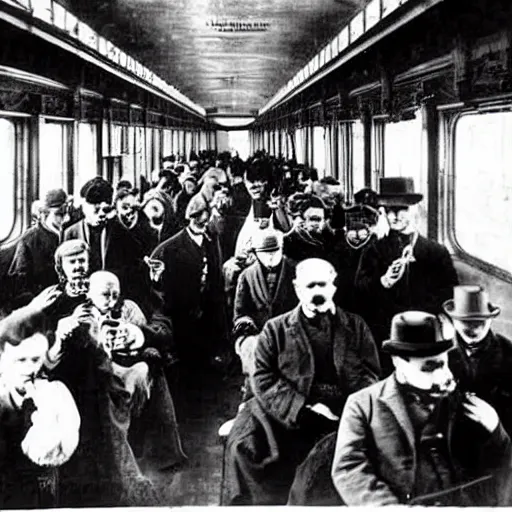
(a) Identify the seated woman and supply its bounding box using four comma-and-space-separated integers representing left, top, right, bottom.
0, 305, 80, 508
85, 270, 187, 471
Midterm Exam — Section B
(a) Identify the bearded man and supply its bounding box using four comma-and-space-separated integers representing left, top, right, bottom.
222, 258, 380, 505
151, 193, 227, 371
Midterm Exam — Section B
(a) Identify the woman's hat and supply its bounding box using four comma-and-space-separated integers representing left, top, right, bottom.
378, 177, 423, 207
382, 311, 454, 357
443, 285, 500, 320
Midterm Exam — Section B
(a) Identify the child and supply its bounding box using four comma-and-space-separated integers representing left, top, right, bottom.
0, 306, 80, 507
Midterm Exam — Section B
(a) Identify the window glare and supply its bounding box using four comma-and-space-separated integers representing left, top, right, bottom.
455, 112, 512, 274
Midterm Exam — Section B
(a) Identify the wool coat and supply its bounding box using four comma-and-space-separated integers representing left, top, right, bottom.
151, 227, 228, 365
233, 256, 297, 335
354, 231, 458, 373
8, 223, 60, 296
222, 306, 380, 505
332, 375, 512, 506
449, 331, 512, 436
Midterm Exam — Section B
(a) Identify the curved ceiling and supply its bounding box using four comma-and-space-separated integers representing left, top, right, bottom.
61, 0, 367, 115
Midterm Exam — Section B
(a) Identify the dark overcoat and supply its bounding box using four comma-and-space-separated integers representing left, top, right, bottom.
222, 306, 380, 505
233, 256, 297, 333
332, 375, 512, 506
354, 231, 458, 368
449, 332, 512, 436
151, 228, 227, 364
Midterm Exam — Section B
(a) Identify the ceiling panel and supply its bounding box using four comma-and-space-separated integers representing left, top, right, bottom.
62, 0, 366, 114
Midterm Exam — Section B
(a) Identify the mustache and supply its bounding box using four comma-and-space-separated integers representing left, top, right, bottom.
312, 295, 326, 306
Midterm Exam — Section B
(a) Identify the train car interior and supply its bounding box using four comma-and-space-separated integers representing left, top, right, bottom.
0, 0, 511, 507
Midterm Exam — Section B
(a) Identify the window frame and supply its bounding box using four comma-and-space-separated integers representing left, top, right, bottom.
444, 105, 512, 283
0, 114, 28, 244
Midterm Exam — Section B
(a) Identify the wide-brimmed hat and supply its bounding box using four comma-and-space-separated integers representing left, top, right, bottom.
382, 311, 454, 357
378, 177, 423, 207
443, 285, 500, 320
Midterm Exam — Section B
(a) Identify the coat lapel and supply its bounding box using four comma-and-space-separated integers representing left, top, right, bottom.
253, 261, 271, 305
378, 376, 416, 455
285, 306, 314, 372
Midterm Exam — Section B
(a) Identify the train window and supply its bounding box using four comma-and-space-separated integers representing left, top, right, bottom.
295, 128, 305, 164
352, 120, 365, 192
384, 111, 423, 182
312, 126, 325, 177
0, 118, 17, 242
40, 121, 70, 196
454, 111, 512, 274
163, 129, 173, 155
384, 111, 427, 234
76, 123, 98, 196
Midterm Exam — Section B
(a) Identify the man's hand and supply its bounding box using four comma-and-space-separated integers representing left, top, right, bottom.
29, 286, 62, 311
56, 316, 79, 341
306, 403, 340, 421
239, 335, 258, 376
71, 303, 94, 324
381, 258, 406, 288
463, 394, 499, 433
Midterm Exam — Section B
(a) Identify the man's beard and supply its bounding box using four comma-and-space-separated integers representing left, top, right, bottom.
67, 276, 89, 295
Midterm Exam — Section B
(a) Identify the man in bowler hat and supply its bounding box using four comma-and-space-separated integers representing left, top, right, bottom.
445, 286, 512, 435
332, 311, 512, 506
355, 177, 458, 375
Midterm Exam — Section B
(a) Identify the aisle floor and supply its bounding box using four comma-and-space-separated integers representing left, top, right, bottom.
150, 371, 243, 506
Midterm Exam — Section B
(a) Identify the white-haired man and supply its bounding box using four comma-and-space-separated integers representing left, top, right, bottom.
222, 258, 380, 505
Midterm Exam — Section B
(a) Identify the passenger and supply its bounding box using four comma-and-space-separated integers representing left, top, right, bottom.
355, 177, 458, 375
208, 186, 238, 264
332, 311, 512, 506
224, 161, 290, 314
110, 187, 158, 315
141, 188, 177, 243
85, 270, 187, 472
233, 229, 297, 398
173, 170, 198, 230
445, 286, 512, 435
0, 305, 80, 508
64, 177, 114, 273
283, 194, 335, 262
42, 240, 156, 507
158, 156, 181, 198
9, 189, 68, 297
332, 202, 380, 313
227, 160, 251, 218
222, 258, 380, 505
313, 177, 345, 230
30, 199, 46, 226
150, 193, 228, 372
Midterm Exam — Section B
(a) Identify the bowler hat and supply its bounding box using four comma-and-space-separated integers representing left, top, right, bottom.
382, 311, 453, 357
252, 229, 282, 253
443, 285, 500, 320
44, 189, 67, 209
378, 177, 423, 206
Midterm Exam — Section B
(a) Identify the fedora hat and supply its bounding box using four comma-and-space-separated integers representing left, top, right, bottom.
382, 311, 453, 357
378, 177, 423, 206
443, 285, 500, 320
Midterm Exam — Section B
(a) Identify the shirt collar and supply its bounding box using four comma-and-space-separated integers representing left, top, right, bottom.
187, 227, 204, 246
